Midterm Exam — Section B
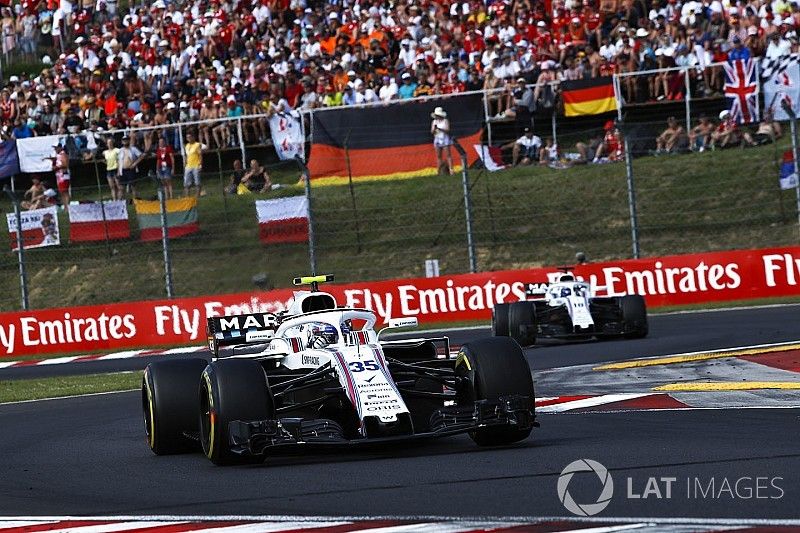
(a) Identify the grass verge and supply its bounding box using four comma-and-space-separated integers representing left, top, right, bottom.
0, 371, 139, 403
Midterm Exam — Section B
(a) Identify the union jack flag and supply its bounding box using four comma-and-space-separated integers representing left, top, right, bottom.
724, 59, 760, 124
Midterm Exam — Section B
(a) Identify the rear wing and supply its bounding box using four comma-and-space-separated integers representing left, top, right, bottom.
206, 313, 279, 357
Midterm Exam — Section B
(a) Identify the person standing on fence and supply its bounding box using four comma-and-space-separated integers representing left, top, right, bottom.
183, 131, 204, 198
118, 136, 144, 200
430, 107, 453, 176
103, 138, 121, 201
52, 145, 71, 211
155, 137, 175, 199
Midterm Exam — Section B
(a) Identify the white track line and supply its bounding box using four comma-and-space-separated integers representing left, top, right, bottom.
54, 521, 186, 533
346, 523, 524, 533
536, 393, 652, 413
97, 351, 146, 360
187, 522, 349, 533
0, 521, 58, 529
38, 356, 82, 365
557, 526, 648, 533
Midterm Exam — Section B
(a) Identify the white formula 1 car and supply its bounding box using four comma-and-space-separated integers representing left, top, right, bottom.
492, 271, 648, 346
143, 275, 537, 465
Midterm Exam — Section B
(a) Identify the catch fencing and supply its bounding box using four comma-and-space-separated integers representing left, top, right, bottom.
2, 67, 800, 312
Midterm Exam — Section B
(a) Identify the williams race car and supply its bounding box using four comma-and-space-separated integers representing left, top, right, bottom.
492, 271, 648, 346
142, 275, 537, 465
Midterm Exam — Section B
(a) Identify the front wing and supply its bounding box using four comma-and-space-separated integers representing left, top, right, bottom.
534, 299, 631, 337
227, 395, 536, 456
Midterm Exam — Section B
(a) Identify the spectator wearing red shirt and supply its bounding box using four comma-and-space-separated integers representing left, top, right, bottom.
155, 136, 174, 199
594, 120, 623, 162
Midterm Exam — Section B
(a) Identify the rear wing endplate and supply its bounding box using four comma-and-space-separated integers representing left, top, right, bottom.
206, 313, 279, 357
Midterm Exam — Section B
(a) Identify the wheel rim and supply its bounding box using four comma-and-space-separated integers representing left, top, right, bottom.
142, 375, 155, 449
199, 373, 215, 459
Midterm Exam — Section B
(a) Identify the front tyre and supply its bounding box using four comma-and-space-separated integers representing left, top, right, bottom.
142, 358, 208, 455
455, 337, 535, 446
199, 359, 275, 465
620, 295, 648, 338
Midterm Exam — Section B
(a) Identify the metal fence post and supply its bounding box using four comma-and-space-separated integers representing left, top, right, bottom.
4, 179, 29, 309
295, 155, 317, 275
157, 180, 175, 298
785, 105, 800, 236
483, 90, 493, 147
237, 117, 246, 163
453, 141, 477, 273
684, 66, 692, 131
620, 123, 641, 259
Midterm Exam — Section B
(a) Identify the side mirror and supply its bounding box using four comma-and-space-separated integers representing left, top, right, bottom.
378, 317, 419, 339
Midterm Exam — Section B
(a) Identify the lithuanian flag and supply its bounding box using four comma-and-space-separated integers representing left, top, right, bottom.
134, 197, 199, 242
562, 77, 617, 117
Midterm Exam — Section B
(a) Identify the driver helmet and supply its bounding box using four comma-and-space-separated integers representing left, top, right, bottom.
560, 287, 572, 297
309, 323, 338, 349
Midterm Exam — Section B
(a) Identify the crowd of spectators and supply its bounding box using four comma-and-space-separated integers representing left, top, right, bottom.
1, 0, 800, 150
0, 0, 797, 204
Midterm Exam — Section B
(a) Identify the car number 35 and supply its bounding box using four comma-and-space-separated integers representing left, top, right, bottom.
349, 360, 380, 372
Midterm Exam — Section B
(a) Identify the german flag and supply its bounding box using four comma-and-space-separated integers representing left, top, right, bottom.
308, 93, 484, 184
561, 77, 617, 117
134, 197, 199, 242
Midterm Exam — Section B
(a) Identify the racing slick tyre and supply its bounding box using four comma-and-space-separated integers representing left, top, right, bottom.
142, 358, 209, 455
455, 337, 535, 447
620, 295, 648, 339
508, 301, 537, 347
200, 359, 275, 466
492, 303, 510, 337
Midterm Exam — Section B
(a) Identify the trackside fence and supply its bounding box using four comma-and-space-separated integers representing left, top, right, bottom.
2, 71, 800, 311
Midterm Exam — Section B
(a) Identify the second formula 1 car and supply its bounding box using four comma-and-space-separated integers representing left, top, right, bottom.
492, 271, 648, 346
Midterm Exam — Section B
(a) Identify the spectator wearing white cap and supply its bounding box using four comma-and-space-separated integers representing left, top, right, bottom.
395, 39, 417, 70
502, 127, 542, 166
430, 106, 453, 175
379, 75, 398, 102
709, 109, 741, 149
398, 72, 417, 99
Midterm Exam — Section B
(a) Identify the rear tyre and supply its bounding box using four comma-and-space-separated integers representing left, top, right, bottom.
508, 301, 537, 346
142, 358, 208, 455
455, 337, 535, 446
199, 359, 275, 465
620, 295, 648, 339
492, 303, 510, 337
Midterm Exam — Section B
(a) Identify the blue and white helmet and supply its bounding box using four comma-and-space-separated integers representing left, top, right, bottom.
309, 323, 338, 349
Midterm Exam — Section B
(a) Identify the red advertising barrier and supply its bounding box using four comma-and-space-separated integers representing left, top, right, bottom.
2, 246, 800, 358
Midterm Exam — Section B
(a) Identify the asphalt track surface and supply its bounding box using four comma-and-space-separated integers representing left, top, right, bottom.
1, 305, 799, 520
